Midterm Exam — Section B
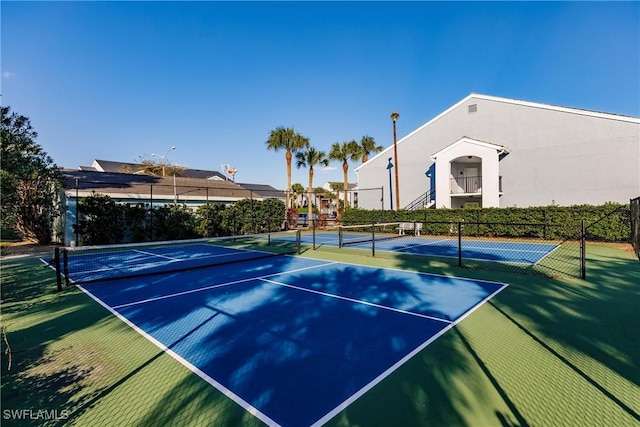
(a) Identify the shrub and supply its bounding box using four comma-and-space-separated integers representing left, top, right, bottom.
342, 203, 631, 242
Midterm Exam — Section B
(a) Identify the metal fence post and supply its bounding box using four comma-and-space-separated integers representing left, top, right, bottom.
63, 249, 69, 287
458, 221, 462, 267
581, 219, 586, 279
54, 247, 62, 292
372, 223, 376, 257
150, 185, 154, 241
74, 179, 79, 247
380, 187, 385, 223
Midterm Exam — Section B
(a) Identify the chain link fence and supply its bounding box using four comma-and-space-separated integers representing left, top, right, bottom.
303, 201, 635, 278
631, 196, 640, 260
302, 219, 585, 278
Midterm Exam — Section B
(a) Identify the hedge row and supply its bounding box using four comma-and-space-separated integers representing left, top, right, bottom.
75, 193, 286, 246
342, 202, 631, 242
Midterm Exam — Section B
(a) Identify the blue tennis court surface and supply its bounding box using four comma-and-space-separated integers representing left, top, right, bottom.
303, 232, 558, 264
80, 254, 507, 426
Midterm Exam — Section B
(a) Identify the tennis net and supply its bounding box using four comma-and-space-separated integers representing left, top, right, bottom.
55, 230, 301, 286
338, 222, 420, 248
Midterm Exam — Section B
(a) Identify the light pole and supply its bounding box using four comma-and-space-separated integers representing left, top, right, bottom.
391, 111, 400, 210
387, 157, 394, 210
152, 145, 175, 177
173, 172, 177, 204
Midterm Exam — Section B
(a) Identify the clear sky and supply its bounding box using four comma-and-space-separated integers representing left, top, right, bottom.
2, 1, 638, 189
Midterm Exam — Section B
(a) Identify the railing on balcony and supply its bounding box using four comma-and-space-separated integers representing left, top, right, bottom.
450, 175, 503, 194
451, 176, 481, 194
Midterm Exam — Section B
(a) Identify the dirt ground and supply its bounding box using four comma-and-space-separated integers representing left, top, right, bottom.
0, 241, 61, 258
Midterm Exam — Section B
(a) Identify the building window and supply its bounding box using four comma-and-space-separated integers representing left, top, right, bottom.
468, 104, 477, 113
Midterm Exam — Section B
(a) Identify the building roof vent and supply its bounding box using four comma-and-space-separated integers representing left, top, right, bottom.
468, 104, 478, 113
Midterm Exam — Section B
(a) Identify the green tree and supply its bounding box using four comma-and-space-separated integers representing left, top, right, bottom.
152, 204, 198, 241
215, 198, 286, 235
223, 198, 257, 235
359, 135, 383, 163
329, 140, 360, 210
196, 203, 227, 237
74, 192, 126, 245
265, 126, 309, 210
295, 146, 329, 220
118, 156, 186, 177
123, 203, 150, 242
1, 106, 63, 243
258, 198, 287, 231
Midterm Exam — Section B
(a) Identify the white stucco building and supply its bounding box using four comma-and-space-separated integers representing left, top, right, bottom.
356, 94, 640, 209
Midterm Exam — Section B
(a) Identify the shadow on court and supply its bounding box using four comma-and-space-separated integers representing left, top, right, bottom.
83, 257, 502, 426
324, 243, 640, 426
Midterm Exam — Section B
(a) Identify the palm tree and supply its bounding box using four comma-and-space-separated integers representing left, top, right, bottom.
391, 111, 400, 210
329, 140, 360, 210
290, 182, 305, 208
359, 135, 383, 163
295, 147, 329, 221
265, 126, 309, 209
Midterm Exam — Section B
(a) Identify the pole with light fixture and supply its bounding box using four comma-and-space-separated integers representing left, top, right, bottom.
152, 146, 176, 177
387, 157, 394, 210
391, 111, 400, 210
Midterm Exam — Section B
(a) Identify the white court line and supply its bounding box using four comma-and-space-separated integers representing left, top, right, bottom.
77, 284, 281, 427
72, 246, 276, 278
533, 242, 562, 266
80, 254, 509, 427
134, 246, 268, 262
133, 248, 182, 261
302, 236, 340, 244
459, 244, 553, 254
391, 238, 454, 249
67, 249, 181, 278
259, 278, 452, 324
393, 238, 553, 254
310, 280, 509, 427
111, 261, 338, 309
392, 240, 555, 262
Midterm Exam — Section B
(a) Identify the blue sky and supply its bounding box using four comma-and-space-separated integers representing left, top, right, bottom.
2, 1, 638, 189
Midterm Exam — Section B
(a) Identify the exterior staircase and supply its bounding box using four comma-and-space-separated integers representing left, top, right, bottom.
404, 189, 435, 210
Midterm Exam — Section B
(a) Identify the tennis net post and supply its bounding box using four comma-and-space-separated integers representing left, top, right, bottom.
54, 247, 62, 292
